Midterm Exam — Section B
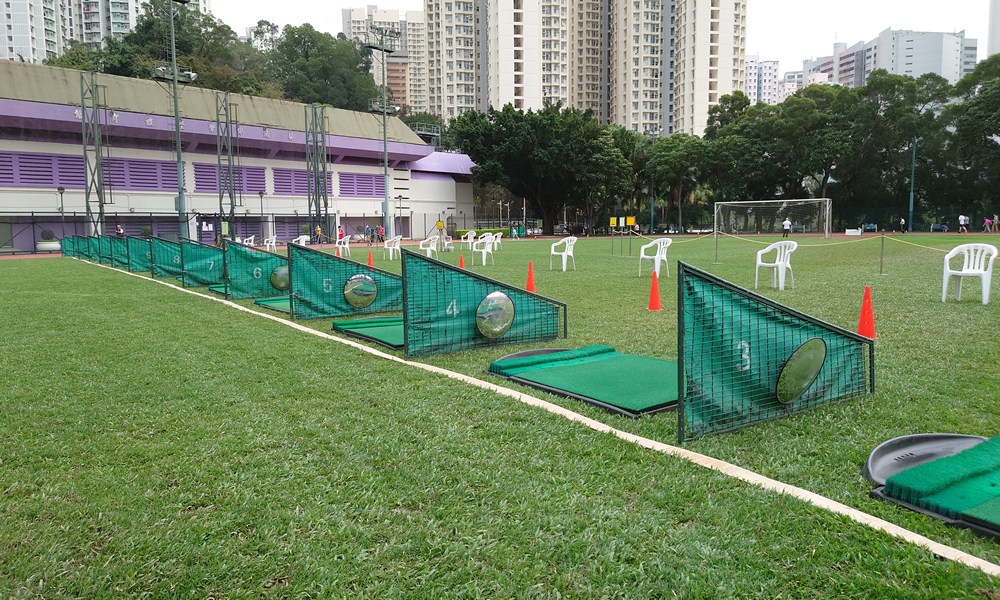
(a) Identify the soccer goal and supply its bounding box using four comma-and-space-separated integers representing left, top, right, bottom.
715, 199, 832, 238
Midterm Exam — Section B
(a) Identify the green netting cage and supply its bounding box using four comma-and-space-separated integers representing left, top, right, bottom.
288, 242, 402, 320
111, 237, 128, 269
401, 249, 567, 358
222, 240, 288, 300
70, 236, 82, 258
98, 236, 113, 265
126, 236, 151, 273
61, 237, 72, 257
180, 238, 225, 287
677, 262, 875, 443
87, 236, 99, 261
150, 237, 183, 279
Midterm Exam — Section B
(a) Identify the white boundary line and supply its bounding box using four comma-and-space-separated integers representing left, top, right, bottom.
80, 258, 1000, 578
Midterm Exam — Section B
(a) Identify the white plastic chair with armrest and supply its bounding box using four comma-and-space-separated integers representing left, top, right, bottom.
461, 230, 476, 250
291, 235, 309, 246
943, 243, 997, 304
419, 235, 439, 258
550, 236, 577, 271
263, 236, 277, 252
242, 235, 255, 246
383, 235, 402, 260
335, 235, 351, 257
638, 238, 673, 278
442, 234, 454, 252
755, 240, 796, 290
492, 231, 503, 250
472, 233, 494, 265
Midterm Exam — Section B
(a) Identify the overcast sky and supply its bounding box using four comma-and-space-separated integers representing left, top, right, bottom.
212, 0, 993, 78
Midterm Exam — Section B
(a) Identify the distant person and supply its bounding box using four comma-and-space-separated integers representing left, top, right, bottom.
378, 225, 385, 243
959, 214, 968, 234
994, 214, 999, 233
115, 224, 124, 236
314, 225, 322, 244
337, 225, 345, 239
899, 217, 906, 234
985, 217, 993, 233
364, 225, 372, 245
782, 217, 791, 238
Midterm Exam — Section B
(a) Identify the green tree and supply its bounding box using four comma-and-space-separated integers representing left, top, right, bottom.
647, 133, 707, 231
450, 103, 609, 235
270, 24, 377, 111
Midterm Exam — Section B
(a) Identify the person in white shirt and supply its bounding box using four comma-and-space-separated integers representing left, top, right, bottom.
782, 217, 791, 238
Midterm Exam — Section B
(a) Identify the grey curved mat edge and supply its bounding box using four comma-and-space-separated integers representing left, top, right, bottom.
862, 433, 988, 486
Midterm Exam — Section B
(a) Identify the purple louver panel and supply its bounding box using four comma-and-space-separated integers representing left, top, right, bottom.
339, 172, 384, 198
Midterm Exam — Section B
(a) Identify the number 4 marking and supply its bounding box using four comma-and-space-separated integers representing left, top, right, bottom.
446, 299, 458, 317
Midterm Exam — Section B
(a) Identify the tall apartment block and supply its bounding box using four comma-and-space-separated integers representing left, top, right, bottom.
2, 0, 72, 62
673, 0, 746, 136
425, 0, 479, 119
991, 0, 999, 57
77, 0, 141, 46
342, 7, 429, 115
745, 55, 779, 105
608, 0, 671, 134
568, 0, 604, 115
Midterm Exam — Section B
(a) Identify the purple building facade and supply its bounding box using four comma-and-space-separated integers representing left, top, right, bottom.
0, 62, 474, 252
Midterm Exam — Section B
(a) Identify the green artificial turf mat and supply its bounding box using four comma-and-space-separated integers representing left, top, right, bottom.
884, 436, 1000, 505
253, 296, 291, 314
331, 317, 405, 349
489, 346, 677, 414
208, 284, 226, 295
960, 496, 1000, 528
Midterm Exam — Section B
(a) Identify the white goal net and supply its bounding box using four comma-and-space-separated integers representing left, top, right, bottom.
714, 199, 832, 238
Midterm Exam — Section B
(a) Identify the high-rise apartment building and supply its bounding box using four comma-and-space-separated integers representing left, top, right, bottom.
425, 0, 479, 119
404, 11, 429, 114
990, 0, 999, 57
77, 0, 141, 46
673, 0, 746, 136
2, 0, 72, 62
568, 0, 604, 114
744, 55, 778, 104
609, 0, 670, 134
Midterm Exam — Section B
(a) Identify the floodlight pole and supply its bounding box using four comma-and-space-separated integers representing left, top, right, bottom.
366, 26, 399, 240
258, 190, 265, 239
169, 0, 190, 238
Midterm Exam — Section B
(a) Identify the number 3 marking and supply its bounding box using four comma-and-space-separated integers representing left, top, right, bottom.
737, 341, 751, 372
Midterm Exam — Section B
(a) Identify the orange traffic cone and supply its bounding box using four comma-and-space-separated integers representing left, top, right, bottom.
526, 261, 536, 292
857, 286, 877, 339
367, 250, 374, 267
648, 272, 662, 311
336, 247, 341, 258
459, 255, 465, 269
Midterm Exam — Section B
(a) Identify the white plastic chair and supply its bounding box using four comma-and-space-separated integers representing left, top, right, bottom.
419, 235, 439, 258
263, 236, 277, 252
493, 231, 503, 250
382, 235, 402, 260
639, 238, 673, 278
291, 235, 309, 246
461, 230, 476, 250
550, 236, 577, 271
335, 235, 351, 257
472, 233, 494, 265
943, 243, 997, 304
242, 235, 255, 247
755, 240, 797, 290
442, 235, 454, 252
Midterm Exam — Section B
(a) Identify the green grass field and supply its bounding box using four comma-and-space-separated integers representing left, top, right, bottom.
3, 232, 1000, 598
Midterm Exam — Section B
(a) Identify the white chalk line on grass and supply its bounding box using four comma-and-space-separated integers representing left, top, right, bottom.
81, 258, 1000, 578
